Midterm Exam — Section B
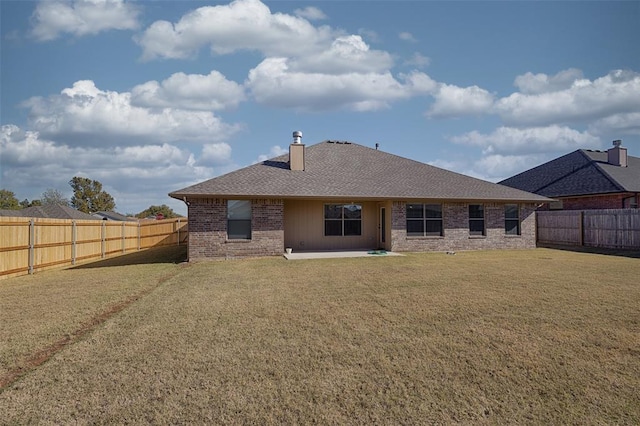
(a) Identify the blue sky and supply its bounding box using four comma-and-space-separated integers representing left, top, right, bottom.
1, 0, 639, 216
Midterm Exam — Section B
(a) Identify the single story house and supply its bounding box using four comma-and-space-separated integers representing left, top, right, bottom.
169, 133, 550, 260
0, 204, 96, 220
92, 211, 138, 221
500, 140, 639, 210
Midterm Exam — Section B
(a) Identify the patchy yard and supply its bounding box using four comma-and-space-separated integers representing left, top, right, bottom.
1, 248, 639, 424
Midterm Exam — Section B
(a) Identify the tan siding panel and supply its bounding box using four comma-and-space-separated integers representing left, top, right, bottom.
284, 200, 377, 251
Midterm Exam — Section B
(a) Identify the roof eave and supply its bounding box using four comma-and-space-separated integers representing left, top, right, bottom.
171, 192, 552, 203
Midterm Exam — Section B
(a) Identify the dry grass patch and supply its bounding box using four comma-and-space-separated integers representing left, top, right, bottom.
0, 246, 187, 384
1, 248, 639, 424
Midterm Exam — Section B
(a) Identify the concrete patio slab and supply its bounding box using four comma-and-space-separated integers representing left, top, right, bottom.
283, 250, 403, 260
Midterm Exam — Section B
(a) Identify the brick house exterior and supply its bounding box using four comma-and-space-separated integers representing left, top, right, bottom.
171, 136, 549, 260
390, 202, 537, 253
500, 141, 640, 211
188, 198, 284, 259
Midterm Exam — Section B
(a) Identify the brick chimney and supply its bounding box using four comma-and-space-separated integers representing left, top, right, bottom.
289, 131, 305, 171
607, 140, 627, 167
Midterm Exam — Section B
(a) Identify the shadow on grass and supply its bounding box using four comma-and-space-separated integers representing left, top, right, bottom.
71, 245, 188, 269
539, 243, 640, 259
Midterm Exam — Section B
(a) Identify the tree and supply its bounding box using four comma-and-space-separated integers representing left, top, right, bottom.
69, 177, 115, 213
136, 204, 180, 219
41, 188, 69, 206
0, 189, 21, 210
20, 199, 42, 208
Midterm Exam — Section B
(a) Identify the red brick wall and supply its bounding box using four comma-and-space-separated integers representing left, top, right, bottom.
390, 202, 537, 252
187, 198, 284, 260
554, 193, 636, 210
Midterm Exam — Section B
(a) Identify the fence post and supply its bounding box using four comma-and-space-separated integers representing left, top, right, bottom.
101, 221, 106, 258
28, 219, 35, 275
579, 211, 585, 246
177, 218, 181, 246
72, 220, 77, 265
122, 222, 126, 253
137, 222, 141, 251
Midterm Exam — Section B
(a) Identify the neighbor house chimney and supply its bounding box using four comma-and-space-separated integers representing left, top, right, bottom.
289, 131, 305, 171
607, 140, 627, 167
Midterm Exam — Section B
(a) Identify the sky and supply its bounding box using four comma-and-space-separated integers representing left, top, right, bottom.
1, 0, 639, 216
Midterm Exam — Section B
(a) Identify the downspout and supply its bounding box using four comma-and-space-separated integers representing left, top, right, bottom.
182, 196, 191, 261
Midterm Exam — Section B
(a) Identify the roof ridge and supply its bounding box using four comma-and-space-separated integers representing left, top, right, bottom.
503, 150, 585, 193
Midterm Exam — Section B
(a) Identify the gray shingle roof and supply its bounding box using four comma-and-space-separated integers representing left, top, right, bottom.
170, 141, 549, 203
92, 211, 137, 221
500, 149, 640, 197
0, 204, 97, 220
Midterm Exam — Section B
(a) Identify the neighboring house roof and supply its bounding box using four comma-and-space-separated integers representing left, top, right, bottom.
0, 204, 97, 220
93, 211, 137, 221
170, 141, 549, 203
499, 149, 640, 198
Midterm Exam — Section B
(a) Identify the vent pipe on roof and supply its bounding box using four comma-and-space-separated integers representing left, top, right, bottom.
607, 139, 627, 167
290, 131, 305, 171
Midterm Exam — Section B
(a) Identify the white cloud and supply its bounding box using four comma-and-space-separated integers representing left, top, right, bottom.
401, 71, 438, 94
450, 125, 601, 155
133, 0, 434, 114
358, 29, 380, 43
22, 80, 240, 146
0, 124, 231, 215
404, 52, 430, 68
427, 84, 495, 118
200, 143, 233, 166
294, 6, 327, 20
246, 58, 433, 111
135, 0, 335, 61
472, 153, 551, 181
430, 150, 569, 182
589, 112, 640, 136
31, 0, 139, 41
256, 145, 288, 163
131, 71, 245, 111
399, 32, 417, 42
495, 69, 640, 126
289, 35, 394, 74
514, 68, 584, 94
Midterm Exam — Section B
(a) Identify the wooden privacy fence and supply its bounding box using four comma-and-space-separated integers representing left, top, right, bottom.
0, 217, 188, 279
537, 209, 640, 249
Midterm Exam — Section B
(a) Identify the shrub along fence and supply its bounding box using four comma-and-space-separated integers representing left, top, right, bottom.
0, 217, 187, 279
537, 209, 640, 249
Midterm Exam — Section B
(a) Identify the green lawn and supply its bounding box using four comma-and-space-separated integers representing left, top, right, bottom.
1, 247, 639, 424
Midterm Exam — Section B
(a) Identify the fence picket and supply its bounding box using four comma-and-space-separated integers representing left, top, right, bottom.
537, 209, 640, 249
0, 217, 188, 279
